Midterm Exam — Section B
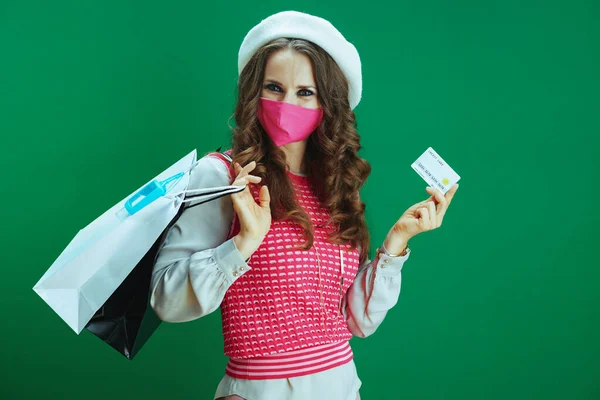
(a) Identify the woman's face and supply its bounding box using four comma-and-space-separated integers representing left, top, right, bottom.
261, 48, 321, 109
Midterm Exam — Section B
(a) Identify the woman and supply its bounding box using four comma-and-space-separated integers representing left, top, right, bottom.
150, 10, 459, 400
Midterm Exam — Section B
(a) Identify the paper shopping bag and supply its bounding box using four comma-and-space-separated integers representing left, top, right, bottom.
33, 149, 241, 359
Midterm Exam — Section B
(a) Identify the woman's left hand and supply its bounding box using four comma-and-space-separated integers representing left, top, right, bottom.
384, 184, 459, 254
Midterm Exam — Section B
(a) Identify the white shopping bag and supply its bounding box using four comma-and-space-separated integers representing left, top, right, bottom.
33, 148, 243, 335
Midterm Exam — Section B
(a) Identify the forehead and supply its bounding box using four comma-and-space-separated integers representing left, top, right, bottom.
264, 48, 316, 83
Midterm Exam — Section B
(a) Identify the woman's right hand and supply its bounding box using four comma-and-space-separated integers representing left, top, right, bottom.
230, 161, 271, 258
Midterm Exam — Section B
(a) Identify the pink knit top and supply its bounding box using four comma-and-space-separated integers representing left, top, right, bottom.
209, 151, 360, 380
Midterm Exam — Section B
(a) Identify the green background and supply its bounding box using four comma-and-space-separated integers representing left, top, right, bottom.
1, 0, 598, 399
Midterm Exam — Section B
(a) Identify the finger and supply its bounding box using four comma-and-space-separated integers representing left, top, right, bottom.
425, 186, 447, 208
427, 200, 437, 227
425, 186, 448, 219
233, 174, 262, 186
233, 162, 249, 179
232, 176, 252, 187
417, 206, 431, 230
233, 162, 244, 179
258, 185, 270, 210
245, 175, 262, 183
437, 191, 453, 223
445, 184, 459, 204
237, 161, 257, 178
437, 187, 452, 215
446, 183, 459, 204
408, 197, 432, 212
409, 185, 447, 212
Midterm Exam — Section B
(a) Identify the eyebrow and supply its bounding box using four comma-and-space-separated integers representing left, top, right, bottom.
264, 79, 316, 90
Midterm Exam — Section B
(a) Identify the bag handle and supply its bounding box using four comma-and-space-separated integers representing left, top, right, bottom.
207, 147, 238, 241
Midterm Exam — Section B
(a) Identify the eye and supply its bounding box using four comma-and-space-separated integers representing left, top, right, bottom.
265, 83, 282, 92
298, 89, 314, 97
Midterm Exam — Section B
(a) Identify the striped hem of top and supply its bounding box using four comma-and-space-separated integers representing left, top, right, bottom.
225, 341, 354, 380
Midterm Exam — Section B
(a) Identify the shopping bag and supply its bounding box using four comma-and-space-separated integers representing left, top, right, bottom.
33, 148, 242, 359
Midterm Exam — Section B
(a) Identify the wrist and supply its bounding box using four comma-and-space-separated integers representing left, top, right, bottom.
383, 234, 410, 256
233, 234, 262, 260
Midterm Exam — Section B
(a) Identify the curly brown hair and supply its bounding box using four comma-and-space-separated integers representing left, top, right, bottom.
227, 37, 372, 265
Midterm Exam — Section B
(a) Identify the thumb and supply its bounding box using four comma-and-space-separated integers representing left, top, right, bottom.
258, 185, 270, 210
408, 195, 434, 211
407, 200, 426, 212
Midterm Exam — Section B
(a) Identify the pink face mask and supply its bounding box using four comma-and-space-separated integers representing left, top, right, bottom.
257, 97, 324, 147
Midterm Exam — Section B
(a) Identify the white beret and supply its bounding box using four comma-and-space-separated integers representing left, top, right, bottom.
237, 10, 362, 110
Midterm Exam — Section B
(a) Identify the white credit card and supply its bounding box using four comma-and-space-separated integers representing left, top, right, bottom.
411, 147, 461, 194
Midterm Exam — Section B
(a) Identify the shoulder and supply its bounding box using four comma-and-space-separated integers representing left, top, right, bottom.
188, 151, 232, 190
